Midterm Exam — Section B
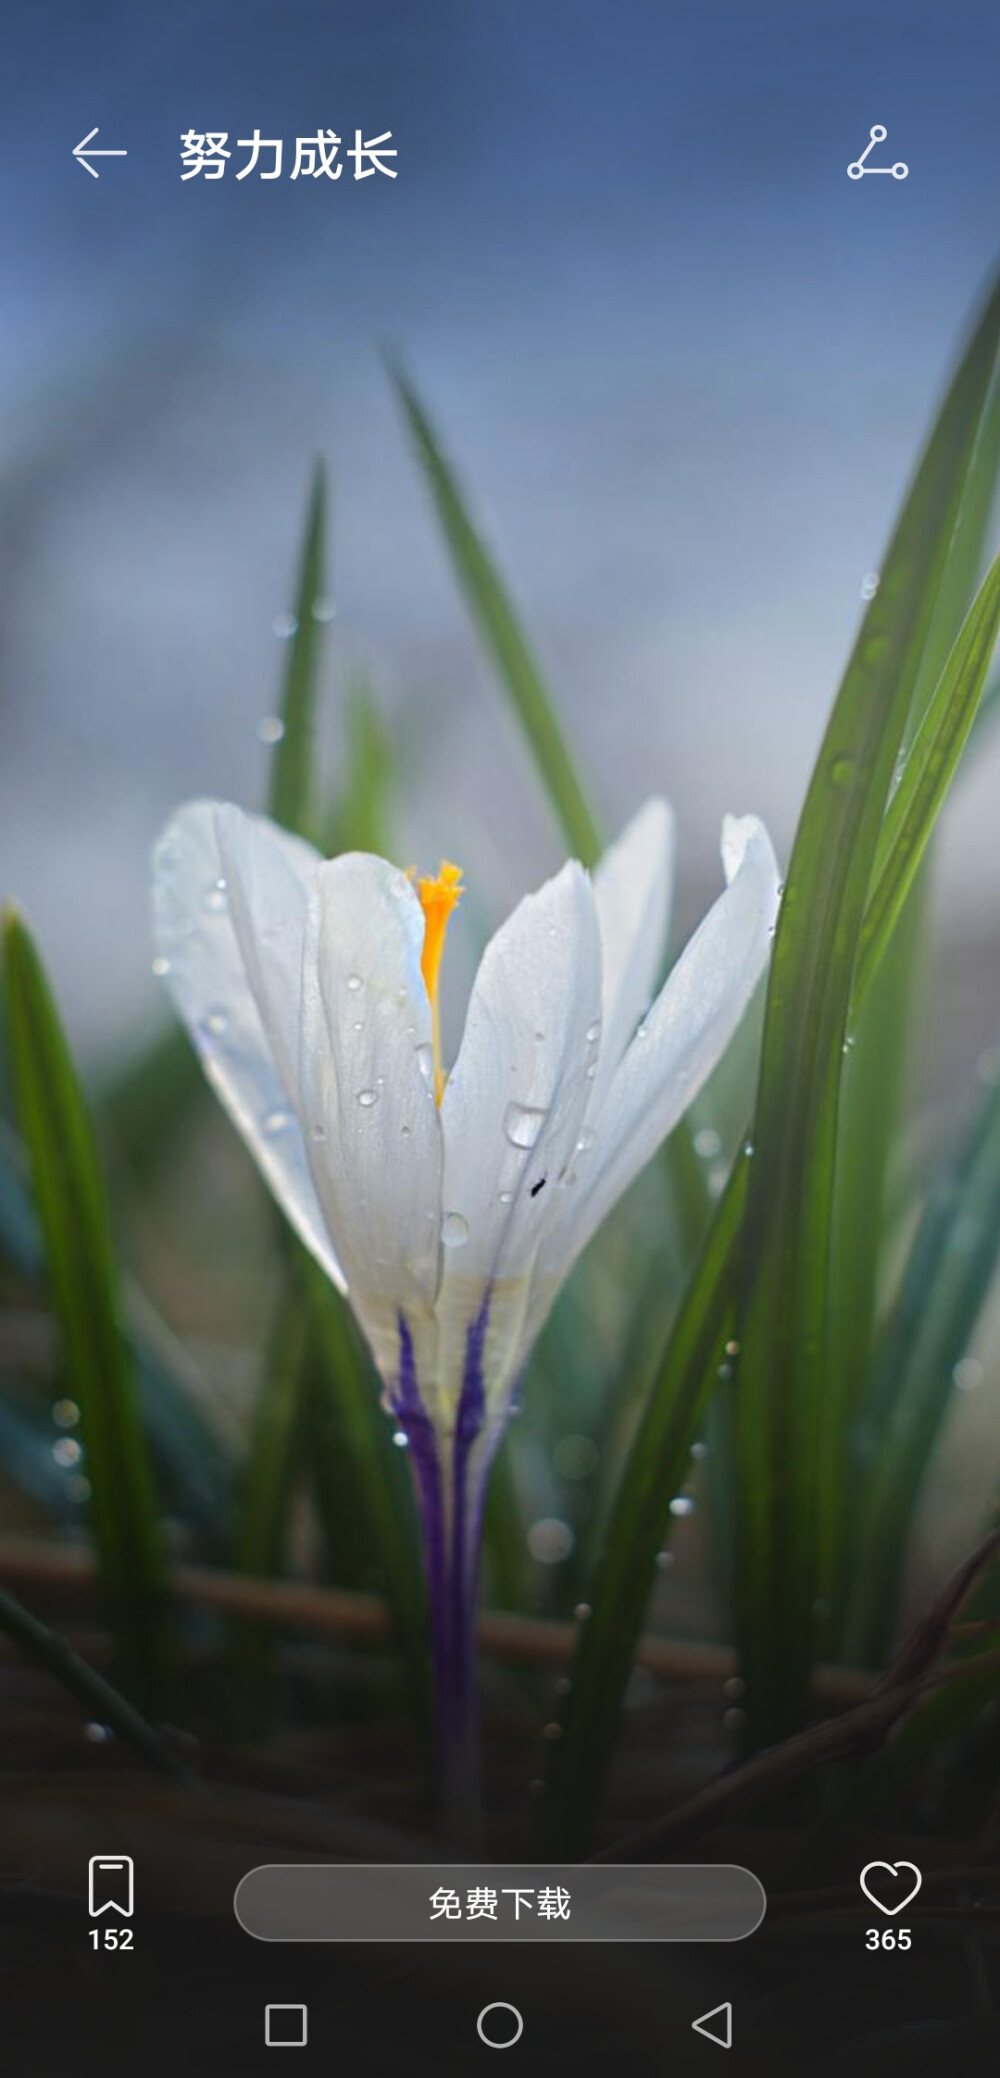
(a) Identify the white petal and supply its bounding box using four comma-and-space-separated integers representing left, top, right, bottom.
543, 814, 780, 1283
433, 859, 603, 1409
298, 852, 444, 1381
590, 796, 675, 1112
151, 801, 343, 1285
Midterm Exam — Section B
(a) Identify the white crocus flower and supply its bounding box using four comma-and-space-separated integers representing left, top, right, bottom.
152, 796, 779, 1788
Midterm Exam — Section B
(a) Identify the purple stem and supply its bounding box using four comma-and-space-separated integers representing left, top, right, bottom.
393, 1304, 493, 1838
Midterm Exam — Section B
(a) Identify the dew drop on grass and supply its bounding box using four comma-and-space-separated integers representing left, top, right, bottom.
669, 1494, 695, 1518
256, 714, 285, 744
573, 1602, 592, 1622
655, 1549, 675, 1571
392, 1430, 409, 1449
526, 1517, 575, 1564
503, 1101, 548, 1150
953, 1356, 984, 1392
272, 610, 298, 639
542, 1722, 562, 1741
829, 755, 855, 789
53, 1438, 83, 1468
724, 1339, 740, 1357
441, 1211, 469, 1248
357, 1089, 379, 1109
52, 1399, 79, 1429
694, 1126, 722, 1159
84, 1721, 114, 1744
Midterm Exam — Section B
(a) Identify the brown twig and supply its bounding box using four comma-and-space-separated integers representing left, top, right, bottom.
0, 1534, 870, 1702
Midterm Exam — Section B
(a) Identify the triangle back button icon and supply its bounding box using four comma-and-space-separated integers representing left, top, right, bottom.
692, 2001, 733, 2049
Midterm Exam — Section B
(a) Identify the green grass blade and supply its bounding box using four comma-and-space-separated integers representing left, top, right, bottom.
226, 1284, 311, 1728
2, 909, 169, 1702
734, 270, 1000, 1747
391, 367, 602, 866
854, 552, 1000, 1004
843, 1054, 1000, 1666
0, 1587, 187, 1778
823, 884, 925, 1634
537, 1151, 747, 1854
304, 1260, 431, 1745
267, 461, 328, 841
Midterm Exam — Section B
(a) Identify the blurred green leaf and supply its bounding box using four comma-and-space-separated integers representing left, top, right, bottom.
392, 366, 602, 866
0, 1129, 233, 1544
95, 1023, 204, 1185
734, 270, 1000, 1746
843, 1048, 1000, 1666
226, 1284, 311, 1727
2, 909, 169, 1704
326, 669, 396, 857
268, 461, 328, 841
537, 1150, 747, 1854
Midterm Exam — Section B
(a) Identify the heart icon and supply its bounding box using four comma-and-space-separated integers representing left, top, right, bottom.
859, 1860, 922, 1917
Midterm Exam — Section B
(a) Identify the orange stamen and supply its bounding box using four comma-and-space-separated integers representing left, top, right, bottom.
416, 860, 464, 1103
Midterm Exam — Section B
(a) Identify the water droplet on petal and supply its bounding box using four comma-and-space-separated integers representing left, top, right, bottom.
202, 879, 228, 914
694, 1127, 721, 1159
312, 594, 336, 623
441, 1211, 469, 1248
498, 1189, 514, 1205
151, 955, 170, 978
347, 973, 363, 992
256, 713, 285, 744
503, 1101, 548, 1151
416, 1043, 435, 1085
357, 1089, 379, 1109
860, 570, 881, 601
400, 1124, 412, 1138
311, 1123, 327, 1142
585, 1019, 602, 1045
84, 1721, 114, 1744
263, 1106, 293, 1135
635, 1021, 649, 1041
201, 1005, 228, 1039
272, 610, 298, 639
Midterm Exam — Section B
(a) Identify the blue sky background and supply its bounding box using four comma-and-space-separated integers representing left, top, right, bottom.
3, 0, 1000, 1069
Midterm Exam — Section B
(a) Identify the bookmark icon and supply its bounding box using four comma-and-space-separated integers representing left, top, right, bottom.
88, 1855, 134, 1918
848, 125, 908, 180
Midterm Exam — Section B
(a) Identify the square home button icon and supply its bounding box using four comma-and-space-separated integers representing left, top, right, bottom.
265, 2004, 308, 2048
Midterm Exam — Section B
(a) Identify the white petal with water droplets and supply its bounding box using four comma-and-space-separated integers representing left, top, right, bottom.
541, 814, 780, 1285
151, 800, 343, 1286
298, 852, 444, 1380
591, 796, 674, 1112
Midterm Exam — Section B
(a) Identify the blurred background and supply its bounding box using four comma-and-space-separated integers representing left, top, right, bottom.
3, 0, 1000, 1083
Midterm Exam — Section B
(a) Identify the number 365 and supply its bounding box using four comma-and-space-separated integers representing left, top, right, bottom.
866, 1927, 911, 1950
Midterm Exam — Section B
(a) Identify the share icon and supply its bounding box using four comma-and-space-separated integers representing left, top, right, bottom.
847, 125, 908, 181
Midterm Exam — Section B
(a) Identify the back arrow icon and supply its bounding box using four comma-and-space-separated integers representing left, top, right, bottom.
73, 127, 128, 179
692, 2001, 733, 2049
